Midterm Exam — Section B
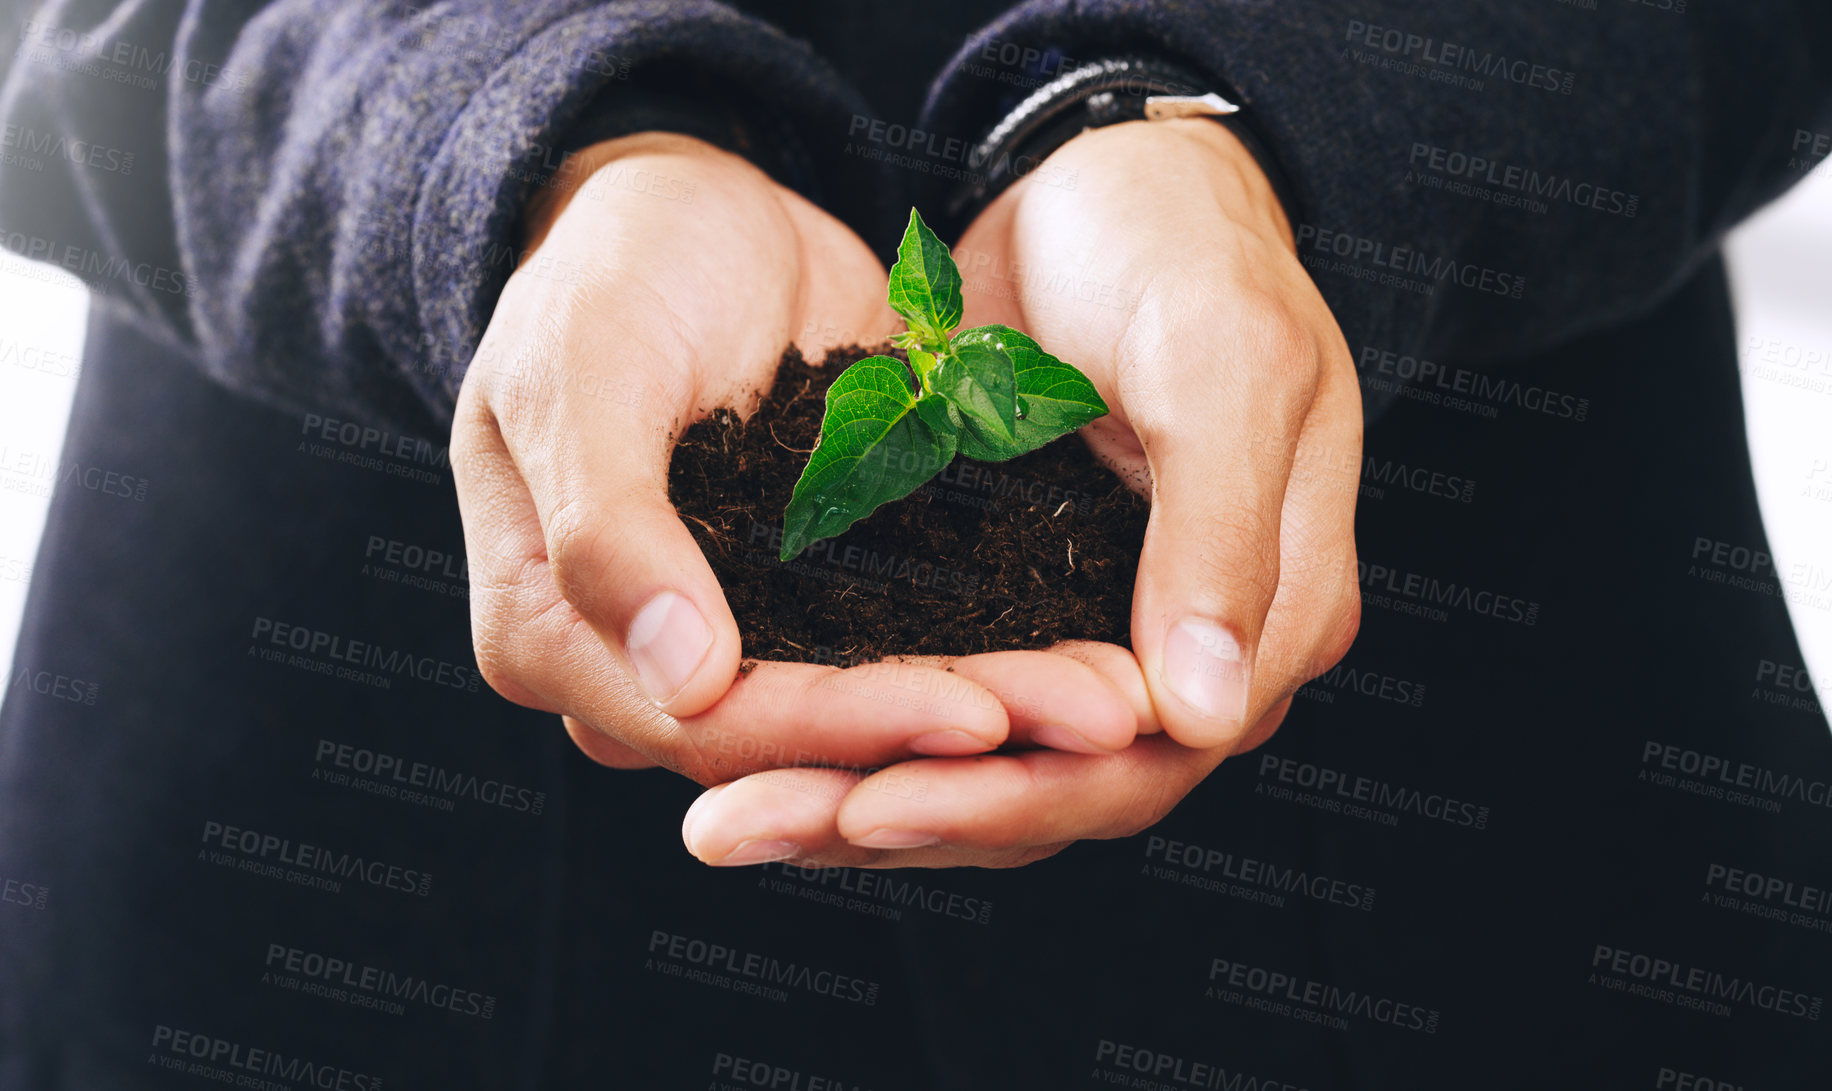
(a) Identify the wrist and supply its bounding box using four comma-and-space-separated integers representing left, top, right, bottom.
1044, 118, 1296, 257
940, 55, 1299, 243
520, 132, 742, 253
1155, 118, 1297, 254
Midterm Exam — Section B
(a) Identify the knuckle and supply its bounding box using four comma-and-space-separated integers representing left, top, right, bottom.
970, 760, 1045, 852
1228, 707, 1288, 758
483, 337, 560, 427
563, 715, 651, 770
1112, 392, 1175, 453
969, 817, 1028, 854
1228, 293, 1325, 411
1109, 813, 1152, 840
471, 639, 512, 697
471, 629, 536, 708
1109, 780, 1182, 840
1321, 576, 1364, 669
1231, 288, 1314, 364
468, 565, 538, 705
544, 497, 615, 611
671, 753, 722, 787
448, 408, 486, 477
985, 842, 1070, 869
668, 722, 752, 786
1265, 558, 1363, 688
1174, 507, 1282, 609
1111, 803, 1171, 841
467, 549, 580, 712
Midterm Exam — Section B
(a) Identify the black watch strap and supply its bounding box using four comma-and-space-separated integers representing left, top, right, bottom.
942, 56, 1298, 236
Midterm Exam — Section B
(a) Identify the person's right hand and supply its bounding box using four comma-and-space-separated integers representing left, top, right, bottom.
451, 133, 1142, 806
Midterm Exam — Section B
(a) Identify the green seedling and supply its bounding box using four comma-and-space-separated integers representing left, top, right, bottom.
779, 209, 1110, 561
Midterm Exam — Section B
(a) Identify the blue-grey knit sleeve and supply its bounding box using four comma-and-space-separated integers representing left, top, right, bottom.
916, 0, 1832, 421
0, 1, 873, 429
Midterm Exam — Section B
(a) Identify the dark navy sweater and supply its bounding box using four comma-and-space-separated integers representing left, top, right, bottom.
7, 5, 1832, 1089
4, 0, 1831, 431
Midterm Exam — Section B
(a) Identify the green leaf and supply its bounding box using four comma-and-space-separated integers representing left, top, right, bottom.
887, 208, 963, 348
914, 392, 961, 436
930, 336, 1017, 444
780, 357, 957, 561
949, 325, 1109, 462
907, 345, 941, 391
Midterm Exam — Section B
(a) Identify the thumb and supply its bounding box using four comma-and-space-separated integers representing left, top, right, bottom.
1124, 326, 1311, 750
493, 321, 742, 719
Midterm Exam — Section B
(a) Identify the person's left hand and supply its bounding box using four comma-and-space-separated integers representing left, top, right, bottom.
677, 117, 1362, 868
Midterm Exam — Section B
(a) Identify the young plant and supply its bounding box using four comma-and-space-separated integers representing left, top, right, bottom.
779, 209, 1109, 561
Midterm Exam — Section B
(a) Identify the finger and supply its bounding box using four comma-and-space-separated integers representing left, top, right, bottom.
679, 646, 1247, 870
676, 644, 1147, 868
562, 715, 655, 769
484, 144, 819, 717
680, 764, 1076, 870
1041, 639, 1162, 735
882, 648, 1139, 753
482, 155, 804, 718
455, 393, 1011, 779
1232, 697, 1292, 757
833, 697, 1288, 862
452, 374, 576, 716
1245, 348, 1364, 723
1121, 287, 1320, 749
833, 736, 1215, 857
677, 658, 1010, 771
456, 387, 695, 762
484, 300, 748, 719
679, 767, 874, 868
492, 188, 895, 717
484, 584, 1018, 776
826, 642, 1180, 855
678, 644, 1155, 867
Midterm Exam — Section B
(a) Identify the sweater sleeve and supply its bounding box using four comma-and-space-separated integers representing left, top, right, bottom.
915, 0, 1832, 421
0, 0, 876, 430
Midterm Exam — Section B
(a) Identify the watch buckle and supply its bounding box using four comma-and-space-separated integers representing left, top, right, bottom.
1142, 92, 1241, 121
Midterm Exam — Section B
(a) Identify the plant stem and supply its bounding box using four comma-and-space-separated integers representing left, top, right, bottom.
909, 345, 941, 393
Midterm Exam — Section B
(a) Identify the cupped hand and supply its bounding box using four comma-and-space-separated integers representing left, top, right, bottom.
675, 119, 1364, 868
680, 642, 1292, 868
451, 133, 1139, 792
953, 118, 1364, 752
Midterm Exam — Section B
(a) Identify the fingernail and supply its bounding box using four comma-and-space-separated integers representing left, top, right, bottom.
1163, 617, 1251, 723
681, 783, 728, 850
909, 730, 994, 756
850, 829, 941, 850
714, 839, 800, 867
627, 591, 713, 705
1031, 724, 1108, 754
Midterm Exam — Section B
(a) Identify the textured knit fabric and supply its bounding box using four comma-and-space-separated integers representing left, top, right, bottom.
917, 0, 1832, 418
5, 4, 1832, 1089
0, 0, 880, 432
6, 2, 1832, 429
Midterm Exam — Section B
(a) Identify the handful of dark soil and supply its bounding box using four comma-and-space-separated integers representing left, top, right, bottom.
667, 343, 1149, 664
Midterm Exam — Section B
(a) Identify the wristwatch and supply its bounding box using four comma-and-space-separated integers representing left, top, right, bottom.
941, 56, 1298, 236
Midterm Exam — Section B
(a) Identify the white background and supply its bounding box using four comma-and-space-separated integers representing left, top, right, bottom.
2, 170, 1830, 717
